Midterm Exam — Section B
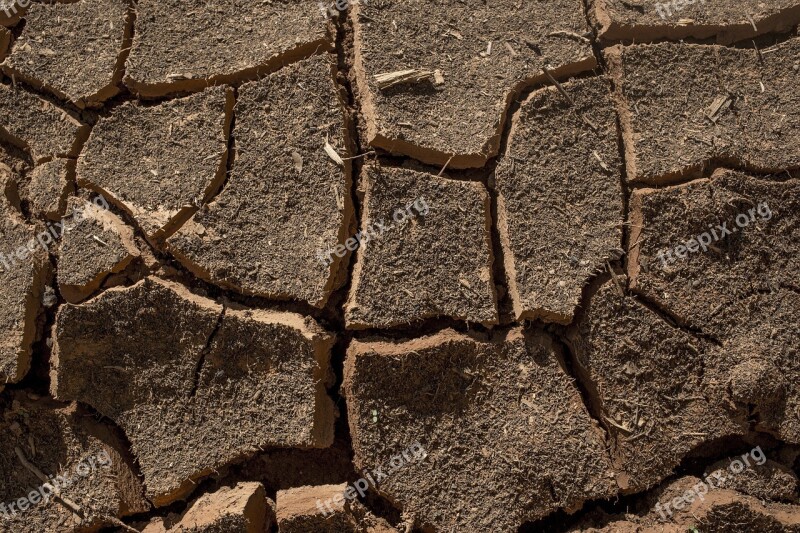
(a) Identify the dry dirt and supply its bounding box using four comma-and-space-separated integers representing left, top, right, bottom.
0, 2, 798, 533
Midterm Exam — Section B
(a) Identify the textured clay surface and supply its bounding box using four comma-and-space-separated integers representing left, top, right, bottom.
168, 54, 352, 308
607, 39, 800, 184
591, 0, 800, 44
344, 329, 617, 531
0, 0, 131, 108
0, 393, 149, 532
57, 197, 139, 304
0, 83, 89, 163
125, 0, 330, 97
346, 164, 497, 328
496, 76, 623, 324
351, 0, 596, 168
0, 1, 797, 531
51, 277, 335, 506
77, 86, 233, 242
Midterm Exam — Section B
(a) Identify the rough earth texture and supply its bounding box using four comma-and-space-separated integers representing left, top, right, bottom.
607, 39, 800, 184
346, 164, 497, 328
168, 54, 352, 308
125, 0, 330, 97
344, 329, 618, 531
0, 1, 798, 532
496, 75, 623, 324
0, 0, 131, 108
77, 86, 233, 242
351, 0, 596, 168
591, 0, 800, 44
51, 277, 336, 506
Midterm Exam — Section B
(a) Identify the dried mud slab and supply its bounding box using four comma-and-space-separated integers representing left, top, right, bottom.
351, 0, 596, 168
0, 394, 149, 532
1, 0, 131, 108
566, 279, 745, 493
705, 454, 799, 502
590, 0, 800, 44
24, 158, 73, 221
704, 290, 800, 445
51, 277, 336, 506
57, 197, 139, 304
125, 0, 330, 97
168, 55, 351, 308
573, 476, 800, 532
629, 170, 799, 337
496, 76, 623, 324
345, 165, 497, 328
0, 83, 89, 163
607, 39, 800, 184
77, 86, 233, 242
276, 484, 397, 533
0, 192, 48, 391
142, 482, 271, 533
343, 329, 617, 531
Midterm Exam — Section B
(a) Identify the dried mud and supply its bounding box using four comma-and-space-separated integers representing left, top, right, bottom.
0, 1, 797, 532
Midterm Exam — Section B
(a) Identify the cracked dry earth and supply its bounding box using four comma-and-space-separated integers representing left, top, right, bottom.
0, 1, 798, 532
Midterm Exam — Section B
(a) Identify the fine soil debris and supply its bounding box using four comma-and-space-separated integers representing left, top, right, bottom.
496, 75, 623, 324
343, 328, 618, 531
350, 0, 596, 168
57, 196, 139, 304
124, 0, 331, 97
51, 277, 336, 506
345, 164, 498, 329
628, 169, 799, 337
77, 86, 234, 243
0, 393, 149, 532
22, 158, 73, 221
167, 54, 353, 309
607, 39, 800, 184
0, 190, 49, 392
0, 83, 89, 164
0, 0, 132, 108
566, 278, 745, 493
590, 0, 800, 44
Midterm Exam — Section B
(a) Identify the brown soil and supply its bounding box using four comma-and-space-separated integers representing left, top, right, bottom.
0, 83, 89, 163
57, 197, 139, 304
345, 164, 497, 328
0, 0, 132, 108
141, 482, 271, 533
124, 0, 331, 98
167, 54, 353, 309
608, 39, 800, 184
496, 75, 624, 324
23, 158, 73, 221
351, 0, 596, 168
77, 86, 234, 243
0, 392, 148, 532
51, 277, 335, 506
0, 2, 798, 532
0, 189, 49, 392
591, 0, 800, 44
343, 328, 617, 531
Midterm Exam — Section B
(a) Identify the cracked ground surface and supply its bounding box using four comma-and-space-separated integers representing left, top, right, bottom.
0, 1, 798, 532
